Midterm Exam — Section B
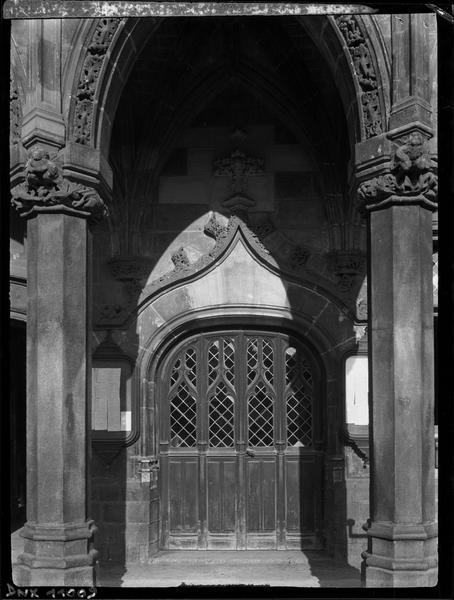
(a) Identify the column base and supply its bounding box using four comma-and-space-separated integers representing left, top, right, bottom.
13, 521, 98, 587
363, 565, 438, 588
363, 521, 438, 588
13, 564, 97, 587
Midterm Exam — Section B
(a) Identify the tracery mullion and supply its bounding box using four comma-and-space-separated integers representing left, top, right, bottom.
198, 336, 208, 549
198, 337, 207, 447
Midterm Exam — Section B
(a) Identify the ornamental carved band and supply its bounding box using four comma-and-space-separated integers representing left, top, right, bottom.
334, 15, 383, 139
357, 132, 438, 211
11, 146, 108, 223
73, 18, 121, 145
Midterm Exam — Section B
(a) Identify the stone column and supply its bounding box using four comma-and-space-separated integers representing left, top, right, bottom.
357, 128, 438, 586
11, 147, 107, 586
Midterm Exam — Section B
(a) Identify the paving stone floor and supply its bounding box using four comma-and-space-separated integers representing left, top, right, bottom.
12, 528, 362, 588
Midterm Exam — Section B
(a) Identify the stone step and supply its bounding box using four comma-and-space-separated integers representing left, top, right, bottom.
149, 550, 314, 565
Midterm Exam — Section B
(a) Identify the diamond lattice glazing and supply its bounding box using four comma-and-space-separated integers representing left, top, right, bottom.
209, 382, 235, 447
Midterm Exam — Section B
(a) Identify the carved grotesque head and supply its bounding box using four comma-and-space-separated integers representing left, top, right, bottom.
25, 146, 59, 190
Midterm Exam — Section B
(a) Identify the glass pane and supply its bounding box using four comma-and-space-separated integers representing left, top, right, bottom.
287, 386, 312, 447
185, 347, 197, 388
248, 383, 274, 447
208, 340, 219, 386
345, 355, 368, 426
247, 338, 258, 385
170, 382, 197, 447
262, 339, 274, 386
209, 382, 235, 447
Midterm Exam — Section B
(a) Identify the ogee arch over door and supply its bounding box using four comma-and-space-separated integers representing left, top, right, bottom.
158, 329, 324, 550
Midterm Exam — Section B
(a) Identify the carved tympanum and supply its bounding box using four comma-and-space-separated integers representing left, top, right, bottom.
335, 15, 383, 139
358, 132, 438, 211
11, 146, 107, 222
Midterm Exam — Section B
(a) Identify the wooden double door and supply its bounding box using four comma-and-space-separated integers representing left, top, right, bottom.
159, 330, 324, 550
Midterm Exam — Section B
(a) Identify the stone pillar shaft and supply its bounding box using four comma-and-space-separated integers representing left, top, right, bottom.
369, 205, 435, 524
14, 213, 96, 586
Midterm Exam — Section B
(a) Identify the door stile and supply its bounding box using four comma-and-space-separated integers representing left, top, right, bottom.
197, 338, 208, 549
275, 337, 286, 549
159, 359, 171, 549
236, 333, 247, 550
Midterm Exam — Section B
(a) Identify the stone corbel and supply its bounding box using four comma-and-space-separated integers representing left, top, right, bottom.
326, 250, 366, 293
10, 146, 108, 224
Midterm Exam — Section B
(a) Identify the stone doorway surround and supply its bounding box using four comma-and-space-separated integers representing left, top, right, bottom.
8, 10, 438, 588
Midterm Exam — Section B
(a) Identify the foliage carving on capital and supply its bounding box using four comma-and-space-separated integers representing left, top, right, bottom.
357, 132, 438, 211
11, 146, 108, 222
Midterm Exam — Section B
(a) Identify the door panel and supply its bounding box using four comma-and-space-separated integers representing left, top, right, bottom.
246, 459, 276, 532
169, 459, 198, 532
160, 330, 324, 550
207, 458, 236, 533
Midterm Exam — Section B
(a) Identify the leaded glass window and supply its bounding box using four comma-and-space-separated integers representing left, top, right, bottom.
248, 383, 274, 447
170, 382, 197, 447
166, 333, 316, 451
209, 382, 235, 447
285, 346, 313, 447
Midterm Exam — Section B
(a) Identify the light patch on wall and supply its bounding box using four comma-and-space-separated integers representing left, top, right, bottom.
345, 355, 368, 426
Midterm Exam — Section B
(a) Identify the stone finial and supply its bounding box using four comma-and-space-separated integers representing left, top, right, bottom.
357, 132, 438, 211
11, 146, 108, 223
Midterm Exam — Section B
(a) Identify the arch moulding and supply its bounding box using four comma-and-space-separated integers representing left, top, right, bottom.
66, 14, 389, 170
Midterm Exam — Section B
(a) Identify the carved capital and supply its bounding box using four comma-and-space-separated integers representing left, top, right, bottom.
10, 146, 108, 223
357, 132, 438, 212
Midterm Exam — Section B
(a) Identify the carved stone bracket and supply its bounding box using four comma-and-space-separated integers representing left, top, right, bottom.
95, 256, 153, 325
326, 251, 366, 293
213, 146, 265, 217
10, 146, 108, 223
358, 131, 438, 212
334, 15, 384, 139
73, 18, 121, 145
